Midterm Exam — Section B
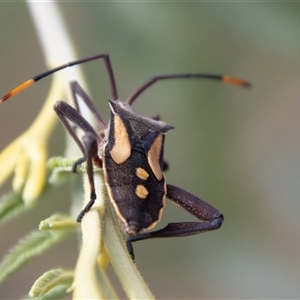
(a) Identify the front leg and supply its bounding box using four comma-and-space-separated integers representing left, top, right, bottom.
127, 184, 223, 259
76, 132, 102, 222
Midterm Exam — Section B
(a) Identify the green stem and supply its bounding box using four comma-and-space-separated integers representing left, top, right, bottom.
103, 181, 155, 300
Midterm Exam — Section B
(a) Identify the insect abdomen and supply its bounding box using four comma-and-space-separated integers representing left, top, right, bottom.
103, 146, 166, 235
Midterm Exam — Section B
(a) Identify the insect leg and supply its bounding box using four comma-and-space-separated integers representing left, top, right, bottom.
71, 157, 86, 174
54, 100, 100, 154
68, 80, 107, 171
76, 132, 100, 222
54, 101, 102, 222
69, 80, 106, 128
54, 101, 102, 173
127, 184, 223, 259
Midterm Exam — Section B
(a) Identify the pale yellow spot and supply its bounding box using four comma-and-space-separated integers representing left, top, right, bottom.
110, 115, 131, 164
136, 167, 149, 180
147, 134, 163, 180
135, 185, 149, 199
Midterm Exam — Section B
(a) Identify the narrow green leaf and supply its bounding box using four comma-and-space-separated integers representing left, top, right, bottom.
0, 192, 30, 225
23, 283, 71, 300
47, 157, 101, 185
47, 157, 77, 170
0, 229, 71, 284
29, 268, 73, 298
39, 214, 78, 230
47, 157, 79, 186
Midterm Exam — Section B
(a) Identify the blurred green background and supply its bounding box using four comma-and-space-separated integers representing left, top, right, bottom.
1, 2, 300, 299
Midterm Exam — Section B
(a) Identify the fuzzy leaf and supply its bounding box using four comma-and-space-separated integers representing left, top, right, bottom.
47, 157, 78, 186
0, 192, 30, 225
23, 282, 71, 300
47, 157, 78, 170
0, 229, 71, 284
29, 268, 73, 298
39, 214, 78, 230
47, 157, 100, 185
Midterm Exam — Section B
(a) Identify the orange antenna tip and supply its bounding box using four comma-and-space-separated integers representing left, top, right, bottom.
0, 93, 12, 103
222, 75, 251, 88
0, 79, 34, 103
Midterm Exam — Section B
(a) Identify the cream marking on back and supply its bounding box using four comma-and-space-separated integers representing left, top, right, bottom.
136, 167, 149, 180
147, 134, 163, 180
110, 114, 131, 164
135, 184, 149, 199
